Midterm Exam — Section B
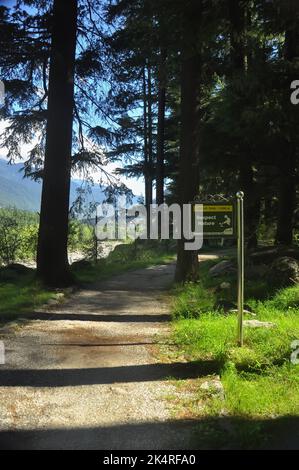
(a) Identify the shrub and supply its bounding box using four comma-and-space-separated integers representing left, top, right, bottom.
0, 207, 38, 263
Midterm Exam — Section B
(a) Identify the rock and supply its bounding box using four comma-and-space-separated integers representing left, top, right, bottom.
6, 263, 32, 274
209, 260, 237, 277
71, 259, 93, 270
0, 263, 33, 281
283, 248, 299, 261
244, 320, 276, 328
229, 309, 256, 317
216, 301, 256, 316
200, 376, 225, 400
267, 256, 299, 287
245, 264, 267, 280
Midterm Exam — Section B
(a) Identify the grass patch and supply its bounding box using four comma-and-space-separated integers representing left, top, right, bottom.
0, 271, 56, 323
222, 362, 299, 417
173, 284, 216, 318
173, 309, 299, 370
170, 257, 299, 447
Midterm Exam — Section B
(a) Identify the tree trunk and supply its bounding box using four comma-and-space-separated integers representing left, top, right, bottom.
37, 0, 77, 286
147, 63, 153, 208
156, 50, 167, 206
229, 0, 259, 249
276, 15, 299, 245
142, 66, 149, 203
175, 1, 202, 283
276, 148, 296, 245
142, 65, 151, 235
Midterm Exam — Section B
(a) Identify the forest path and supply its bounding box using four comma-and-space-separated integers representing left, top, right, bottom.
0, 262, 206, 450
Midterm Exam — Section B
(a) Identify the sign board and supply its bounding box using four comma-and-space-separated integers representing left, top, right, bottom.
193, 202, 236, 238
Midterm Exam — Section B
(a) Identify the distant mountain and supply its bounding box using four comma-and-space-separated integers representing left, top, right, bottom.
0, 158, 108, 212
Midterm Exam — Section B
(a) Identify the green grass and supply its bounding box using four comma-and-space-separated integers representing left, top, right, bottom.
0, 272, 56, 322
170, 258, 299, 447
174, 308, 299, 370
222, 362, 299, 417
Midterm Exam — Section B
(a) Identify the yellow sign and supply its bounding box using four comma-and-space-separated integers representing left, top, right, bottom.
194, 204, 233, 212
193, 202, 235, 237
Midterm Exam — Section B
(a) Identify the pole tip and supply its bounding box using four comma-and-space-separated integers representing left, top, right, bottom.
236, 191, 244, 199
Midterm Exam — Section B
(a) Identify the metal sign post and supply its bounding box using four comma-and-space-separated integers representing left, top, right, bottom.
236, 191, 244, 346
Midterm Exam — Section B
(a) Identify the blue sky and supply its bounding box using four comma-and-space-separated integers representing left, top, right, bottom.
0, 1, 16, 6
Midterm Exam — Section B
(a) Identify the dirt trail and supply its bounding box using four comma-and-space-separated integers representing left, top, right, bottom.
0, 263, 203, 450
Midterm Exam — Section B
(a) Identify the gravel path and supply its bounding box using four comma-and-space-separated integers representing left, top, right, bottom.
0, 263, 200, 450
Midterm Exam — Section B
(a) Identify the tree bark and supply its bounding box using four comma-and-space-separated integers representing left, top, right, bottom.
142, 65, 151, 235
156, 50, 167, 206
276, 146, 296, 245
275, 10, 299, 245
147, 63, 153, 208
37, 0, 77, 286
142, 66, 149, 204
229, 0, 260, 249
175, 1, 202, 283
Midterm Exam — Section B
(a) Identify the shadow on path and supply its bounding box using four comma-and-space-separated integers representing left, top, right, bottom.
0, 360, 220, 387
0, 416, 298, 450
21, 312, 171, 323
43, 341, 170, 347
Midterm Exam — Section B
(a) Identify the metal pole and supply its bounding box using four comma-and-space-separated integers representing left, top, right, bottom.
236, 191, 244, 346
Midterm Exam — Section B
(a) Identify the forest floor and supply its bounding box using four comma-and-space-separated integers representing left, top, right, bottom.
0, 262, 203, 450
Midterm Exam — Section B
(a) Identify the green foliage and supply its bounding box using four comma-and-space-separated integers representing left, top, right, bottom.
0, 209, 98, 265
0, 207, 38, 264
68, 219, 95, 257
254, 285, 299, 311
